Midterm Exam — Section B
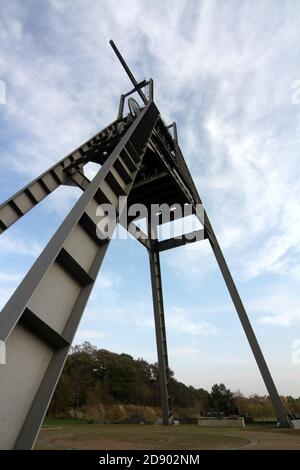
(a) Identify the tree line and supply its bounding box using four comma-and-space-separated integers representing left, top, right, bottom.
48, 342, 300, 420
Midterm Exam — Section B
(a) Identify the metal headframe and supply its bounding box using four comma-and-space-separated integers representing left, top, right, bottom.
0, 40, 291, 450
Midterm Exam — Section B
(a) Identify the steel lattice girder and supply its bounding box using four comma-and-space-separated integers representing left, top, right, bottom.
0, 100, 159, 449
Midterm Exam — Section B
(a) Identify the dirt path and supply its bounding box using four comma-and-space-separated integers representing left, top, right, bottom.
235, 429, 300, 450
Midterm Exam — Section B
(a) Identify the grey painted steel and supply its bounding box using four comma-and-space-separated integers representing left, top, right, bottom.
148, 104, 290, 427
0, 118, 128, 234
157, 229, 207, 252
118, 94, 125, 119
197, 210, 291, 428
0, 99, 159, 449
15, 244, 110, 450
110, 40, 147, 105
126, 219, 151, 250
0, 40, 291, 449
0, 132, 149, 251
145, 100, 290, 427
148, 134, 195, 208
70, 171, 151, 250
167, 122, 178, 144
148, 221, 173, 425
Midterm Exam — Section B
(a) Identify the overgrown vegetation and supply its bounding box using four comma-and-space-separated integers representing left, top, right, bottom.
47, 342, 300, 421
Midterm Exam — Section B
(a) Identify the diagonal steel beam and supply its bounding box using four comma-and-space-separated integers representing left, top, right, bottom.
110, 40, 147, 105
0, 133, 151, 250
195, 207, 291, 428
0, 118, 128, 234
68, 171, 151, 250
0, 100, 159, 449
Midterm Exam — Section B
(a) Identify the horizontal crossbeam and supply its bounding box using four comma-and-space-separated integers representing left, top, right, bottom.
157, 229, 207, 252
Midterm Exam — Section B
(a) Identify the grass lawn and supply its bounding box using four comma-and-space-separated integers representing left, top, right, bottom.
43, 418, 89, 426
35, 420, 300, 450
35, 423, 252, 450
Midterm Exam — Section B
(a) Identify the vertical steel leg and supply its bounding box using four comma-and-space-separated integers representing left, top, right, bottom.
201, 213, 291, 428
148, 221, 173, 425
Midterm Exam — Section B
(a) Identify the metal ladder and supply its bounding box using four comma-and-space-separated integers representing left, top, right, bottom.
148, 233, 173, 424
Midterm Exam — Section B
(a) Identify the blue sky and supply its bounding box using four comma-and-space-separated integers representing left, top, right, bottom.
0, 0, 300, 396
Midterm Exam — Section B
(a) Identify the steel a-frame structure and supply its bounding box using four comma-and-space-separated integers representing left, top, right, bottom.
0, 41, 291, 449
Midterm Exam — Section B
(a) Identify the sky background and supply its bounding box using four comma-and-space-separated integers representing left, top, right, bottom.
0, 0, 300, 396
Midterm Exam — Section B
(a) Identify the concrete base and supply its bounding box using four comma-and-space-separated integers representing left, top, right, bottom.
198, 418, 245, 428
291, 420, 300, 429
155, 417, 176, 425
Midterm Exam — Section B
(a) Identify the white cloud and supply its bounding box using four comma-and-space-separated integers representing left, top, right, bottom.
0, 273, 22, 282
169, 347, 200, 357
75, 329, 105, 342
250, 291, 300, 327
0, 270, 24, 308
84, 162, 100, 181
37, 185, 82, 218
167, 307, 217, 336
1, 0, 300, 395
0, 234, 43, 257
1, 0, 300, 285
135, 305, 216, 336
0, 286, 18, 310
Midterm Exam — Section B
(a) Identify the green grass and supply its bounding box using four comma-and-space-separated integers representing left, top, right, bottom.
35, 422, 300, 450
43, 418, 89, 427
36, 423, 250, 450
246, 420, 277, 427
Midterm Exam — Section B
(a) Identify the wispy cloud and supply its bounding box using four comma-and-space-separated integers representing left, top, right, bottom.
1, 0, 300, 394
75, 329, 105, 342
169, 347, 200, 357
0, 234, 43, 257
0, 286, 18, 310
250, 290, 300, 327
1, 0, 300, 282
0, 273, 22, 282
167, 307, 217, 336
135, 305, 216, 336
